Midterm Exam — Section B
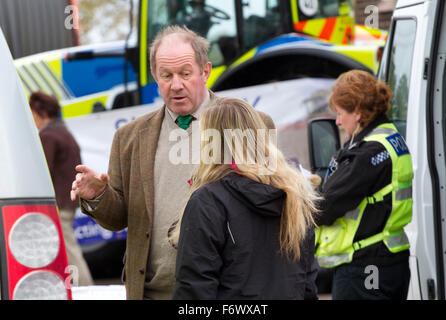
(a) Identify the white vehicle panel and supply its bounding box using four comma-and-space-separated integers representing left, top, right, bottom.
392, 0, 441, 299
0, 29, 54, 199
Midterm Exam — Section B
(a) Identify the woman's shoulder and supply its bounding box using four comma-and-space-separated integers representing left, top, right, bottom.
346, 134, 388, 157
40, 123, 74, 142
359, 138, 388, 153
335, 139, 391, 174
184, 182, 229, 224
190, 177, 230, 201
187, 174, 244, 212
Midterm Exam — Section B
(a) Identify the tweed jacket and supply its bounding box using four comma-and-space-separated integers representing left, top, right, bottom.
81, 92, 276, 299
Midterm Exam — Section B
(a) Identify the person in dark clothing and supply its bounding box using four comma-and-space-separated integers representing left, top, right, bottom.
171, 97, 320, 300
29, 91, 93, 286
315, 70, 413, 300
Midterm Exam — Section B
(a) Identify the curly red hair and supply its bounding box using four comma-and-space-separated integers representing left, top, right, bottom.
329, 70, 393, 126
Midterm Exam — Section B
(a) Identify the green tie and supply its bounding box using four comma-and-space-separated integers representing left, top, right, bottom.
176, 115, 194, 130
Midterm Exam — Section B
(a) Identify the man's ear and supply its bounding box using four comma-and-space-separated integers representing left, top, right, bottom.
151, 68, 157, 81
203, 62, 212, 81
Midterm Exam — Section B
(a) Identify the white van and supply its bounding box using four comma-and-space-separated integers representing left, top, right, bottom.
309, 0, 446, 300
0, 27, 71, 300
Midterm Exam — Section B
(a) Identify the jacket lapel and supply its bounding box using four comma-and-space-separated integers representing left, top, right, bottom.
139, 106, 165, 220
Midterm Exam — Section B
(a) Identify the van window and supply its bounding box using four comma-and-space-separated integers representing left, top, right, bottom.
385, 19, 417, 138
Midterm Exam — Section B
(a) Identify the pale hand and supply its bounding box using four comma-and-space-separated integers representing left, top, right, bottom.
70, 164, 110, 201
307, 174, 322, 189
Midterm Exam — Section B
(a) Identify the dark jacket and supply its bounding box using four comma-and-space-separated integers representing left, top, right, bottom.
317, 115, 409, 267
39, 118, 81, 210
173, 172, 318, 300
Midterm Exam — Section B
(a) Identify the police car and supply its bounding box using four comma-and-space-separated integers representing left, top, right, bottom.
0, 27, 72, 300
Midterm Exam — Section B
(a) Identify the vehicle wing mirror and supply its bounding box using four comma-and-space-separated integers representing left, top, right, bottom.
92, 101, 106, 113
308, 118, 340, 176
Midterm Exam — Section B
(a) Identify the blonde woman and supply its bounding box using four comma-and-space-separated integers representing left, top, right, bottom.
171, 97, 320, 299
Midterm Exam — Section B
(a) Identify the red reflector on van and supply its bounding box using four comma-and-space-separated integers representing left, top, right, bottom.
0, 204, 72, 300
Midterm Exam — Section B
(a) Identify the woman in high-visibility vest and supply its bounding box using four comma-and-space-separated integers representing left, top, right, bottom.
316, 70, 413, 300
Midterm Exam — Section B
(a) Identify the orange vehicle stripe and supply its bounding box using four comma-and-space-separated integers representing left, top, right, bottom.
342, 26, 352, 44
294, 20, 307, 33
319, 18, 336, 41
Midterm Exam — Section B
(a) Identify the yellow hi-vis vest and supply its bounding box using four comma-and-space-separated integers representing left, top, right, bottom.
315, 123, 413, 268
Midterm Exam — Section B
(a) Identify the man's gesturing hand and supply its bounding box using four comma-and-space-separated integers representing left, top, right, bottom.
71, 165, 110, 201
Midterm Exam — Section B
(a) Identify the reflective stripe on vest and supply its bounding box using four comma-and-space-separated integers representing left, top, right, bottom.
368, 127, 396, 136
315, 123, 413, 268
396, 186, 412, 201
318, 253, 351, 268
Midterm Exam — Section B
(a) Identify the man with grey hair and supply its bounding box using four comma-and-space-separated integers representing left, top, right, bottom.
71, 25, 274, 300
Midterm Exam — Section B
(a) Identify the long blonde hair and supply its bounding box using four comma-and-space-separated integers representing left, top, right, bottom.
170, 97, 319, 260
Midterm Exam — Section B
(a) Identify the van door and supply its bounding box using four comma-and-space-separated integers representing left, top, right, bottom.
425, 0, 446, 300
378, 0, 446, 300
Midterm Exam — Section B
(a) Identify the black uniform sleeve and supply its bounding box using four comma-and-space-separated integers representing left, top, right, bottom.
172, 187, 227, 300
317, 141, 392, 226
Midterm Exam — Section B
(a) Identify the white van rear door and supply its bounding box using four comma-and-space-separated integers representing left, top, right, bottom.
379, 0, 446, 300
424, 0, 446, 301
0, 29, 54, 199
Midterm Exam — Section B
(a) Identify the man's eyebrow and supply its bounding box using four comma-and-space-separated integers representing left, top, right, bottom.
159, 64, 193, 72
159, 67, 171, 72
